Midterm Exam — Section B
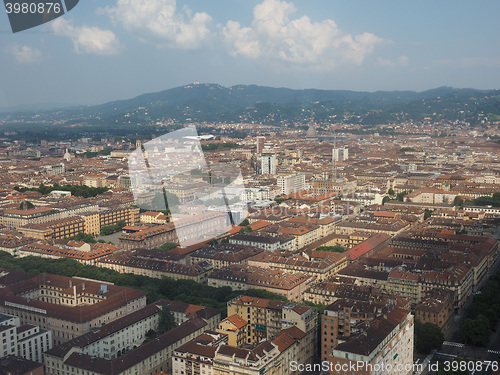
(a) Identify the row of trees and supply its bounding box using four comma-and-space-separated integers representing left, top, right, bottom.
474, 192, 500, 207
100, 220, 127, 235
383, 189, 410, 205
316, 245, 346, 253
201, 142, 238, 151
15, 183, 108, 198
459, 268, 500, 346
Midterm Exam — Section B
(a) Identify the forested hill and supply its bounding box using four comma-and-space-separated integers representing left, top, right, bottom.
1, 83, 500, 127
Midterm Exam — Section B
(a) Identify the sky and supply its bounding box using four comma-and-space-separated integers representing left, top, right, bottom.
1, 0, 500, 109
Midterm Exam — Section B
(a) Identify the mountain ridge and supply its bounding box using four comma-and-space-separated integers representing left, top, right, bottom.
1, 83, 499, 127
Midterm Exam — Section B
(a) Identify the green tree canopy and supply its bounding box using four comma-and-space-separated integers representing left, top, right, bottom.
414, 319, 444, 354
158, 304, 176, 334
65, 232, 97, 244
316, 245, 346, 253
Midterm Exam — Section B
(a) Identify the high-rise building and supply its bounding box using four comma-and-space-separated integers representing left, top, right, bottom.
261, 152, 276, 175
332, 146, 349, 162
256, 136, 265, 154
322, 299, 414, 375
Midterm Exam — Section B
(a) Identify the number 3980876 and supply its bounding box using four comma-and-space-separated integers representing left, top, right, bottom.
5, 2, 62, 14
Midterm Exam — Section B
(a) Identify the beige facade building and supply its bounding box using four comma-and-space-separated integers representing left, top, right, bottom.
0, 270, 147, 346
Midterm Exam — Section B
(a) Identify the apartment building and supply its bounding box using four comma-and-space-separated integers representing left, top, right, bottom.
19, 216, 86, 240
119, 224, 177, 250
0, 234, 36, 256
305, 282, 410, 310
172, 331, 227, 375
45, 317, 209, 375
161, 300, 221, 331
247, 251, 348, 281
414, 289, 454, 334
217, 315, 248, 347
229, 233, 296, 252
227, 295, 317, 357
0, 356, 44, 375
173, 327, 310, 375
0, 270, 147, 346
208, 265, 314, 301
277, 173, 306, 195
323, 300, 414, 375
140, 210, 170, 224
83, 173, 107, 188
190, 243, 264, 269
0, 313, 52, 363
386, 268, 421, 305
17, 240, 120, 266
420, 264, 474, 311
98, 251, 213, 283
335, 218, 410, 236
44, 302, 161, 363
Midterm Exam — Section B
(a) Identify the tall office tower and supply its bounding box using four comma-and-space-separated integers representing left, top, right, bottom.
261, 152, 276, 175
332, 146, 349, 163
256, 136, 265, 154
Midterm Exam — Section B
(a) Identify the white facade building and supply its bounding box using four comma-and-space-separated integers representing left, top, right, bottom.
277, 173, 306, 195
332, 146, 349, 162
261, 153, 276, 175
0, 313, 52, 363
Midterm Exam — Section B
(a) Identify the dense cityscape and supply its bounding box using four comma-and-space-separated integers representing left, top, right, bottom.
0, 90, 498, 375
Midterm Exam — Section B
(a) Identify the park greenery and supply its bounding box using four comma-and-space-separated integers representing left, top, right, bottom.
157, 304, 176, 334
459, 268, 500, 346
15, 183, 108, 198
155, 243, 178, 252
19, 201, 35, 210
316, 245, 346, 253
79, 148, 112, 159
414, 319, 444, 354
100, 220, 127, 236
65, 232, 98, 244
150, 189, 181, 214
201, 142, 238, 151
239, 225, 253, 234
473, 192, 500, 207
382, 190, 410, 205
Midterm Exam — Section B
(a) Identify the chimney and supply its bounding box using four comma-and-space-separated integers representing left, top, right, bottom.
73, 285, 77, 305
69, 280, 72, 287
82, 282, 85, 291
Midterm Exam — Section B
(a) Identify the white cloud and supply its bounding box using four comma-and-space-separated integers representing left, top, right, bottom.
222, 0, 386, 70
5, 44, 41, 64
51, 18, 122, 55
377, 55, 409, 68
101, 0, 213, 49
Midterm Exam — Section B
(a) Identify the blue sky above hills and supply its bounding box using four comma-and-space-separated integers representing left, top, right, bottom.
1, 0, 500, 108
